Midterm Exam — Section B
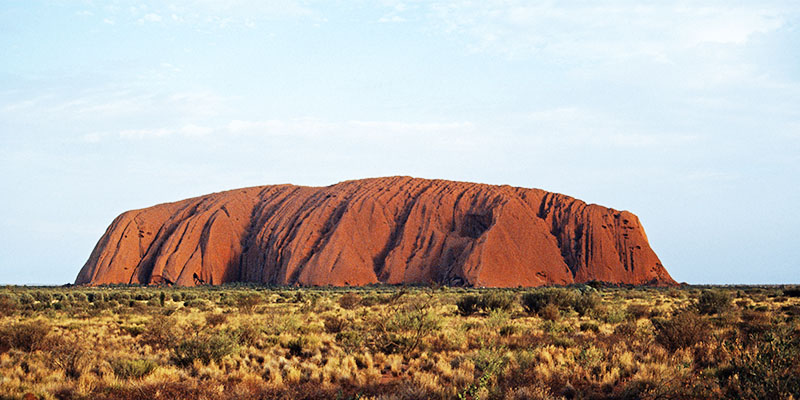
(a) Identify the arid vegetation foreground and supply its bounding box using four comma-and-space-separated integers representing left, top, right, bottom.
1, 284, 798, 400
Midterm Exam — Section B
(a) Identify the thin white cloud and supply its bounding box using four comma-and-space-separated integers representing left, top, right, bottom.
81, 132, 107, 143
141, 13, 163, 23
119, 124, 212, 139
682, 7, 785, 45
104, 118, 476, 141
418, 1, 794, 68
524, 107, 696, 148
101, 0, 321, 29
378, 15, 406, 23
226, 119, 474, 138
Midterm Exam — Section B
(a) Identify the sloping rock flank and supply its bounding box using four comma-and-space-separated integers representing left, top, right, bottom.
76, 177, 675, 287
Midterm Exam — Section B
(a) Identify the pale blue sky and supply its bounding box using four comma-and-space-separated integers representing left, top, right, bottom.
1, 1, 798, 284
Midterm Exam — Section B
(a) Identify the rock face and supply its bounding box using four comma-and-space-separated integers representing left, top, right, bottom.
76, 177, 675, 287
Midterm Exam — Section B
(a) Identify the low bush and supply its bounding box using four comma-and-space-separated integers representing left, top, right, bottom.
521, 288, 599, 316
139, 315, 178, 349
652, 311, 711, 351
205, 312, 228, 327
614, 321, 638, 338
17, 293, 34, 306
539, 303, 560, 321
720, 326, 800, 399
183, 298, 210, 310
233, 320, 262, 347
697, 290, 732, 315
171, 333, 238, 367
0, 294, 16, 316
480, 291, 515, 312
580, 321, 600, 332
286, 336, 307, 357
323, 315, 348, 333
111, 358, 158, 379
237, 293, 262, 314
338, 293, 362, 310
499, 324, 518, 336
50, 336, 91, 379
0, 320, 51, 352
573, 290, 601, 316
599, 305, 629, 324
456, 295, 481, 316
121, 324, 146, 337
626, 304, 652, 320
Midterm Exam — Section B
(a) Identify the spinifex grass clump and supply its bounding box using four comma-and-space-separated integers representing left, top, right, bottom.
111, 358, 159, 379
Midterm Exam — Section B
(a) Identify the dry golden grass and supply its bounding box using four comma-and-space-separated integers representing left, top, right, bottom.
0, 285, 798, 399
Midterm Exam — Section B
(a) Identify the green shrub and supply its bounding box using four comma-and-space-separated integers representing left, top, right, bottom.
171, 333, 238, 367
697, 290, 732, 315
367, 297, 439, 355
184, 298, 210, 310
17, 293, 34, 306
335, 330, 365, 350
456, 295, 481, 316
521, 288, 598, 316
600, 305, 629, 324
480, 291, 515, 312
111, 358, 158, 379
522, 288, 562, 314
652, 311, 711, 351
573, 291, 601, 316
392, 302, 440, 354
32, 291, 51, 303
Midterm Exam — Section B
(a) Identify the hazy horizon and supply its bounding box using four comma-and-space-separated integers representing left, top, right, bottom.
2, 1, 799, 285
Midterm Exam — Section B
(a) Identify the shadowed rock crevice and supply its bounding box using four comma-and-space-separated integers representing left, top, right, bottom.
76, 177, 676, 287
460, 213, 492, 239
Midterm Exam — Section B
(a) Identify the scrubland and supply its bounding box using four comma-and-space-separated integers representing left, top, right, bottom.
0, 284, 798, 400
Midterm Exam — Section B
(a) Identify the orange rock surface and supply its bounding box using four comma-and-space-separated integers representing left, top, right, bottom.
75, 177, 675, 287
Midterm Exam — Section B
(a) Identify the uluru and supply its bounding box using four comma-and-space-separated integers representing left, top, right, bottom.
75, 177, 675, 287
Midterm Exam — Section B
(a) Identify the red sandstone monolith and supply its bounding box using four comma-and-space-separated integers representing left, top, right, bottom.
76, 177, 675, 287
